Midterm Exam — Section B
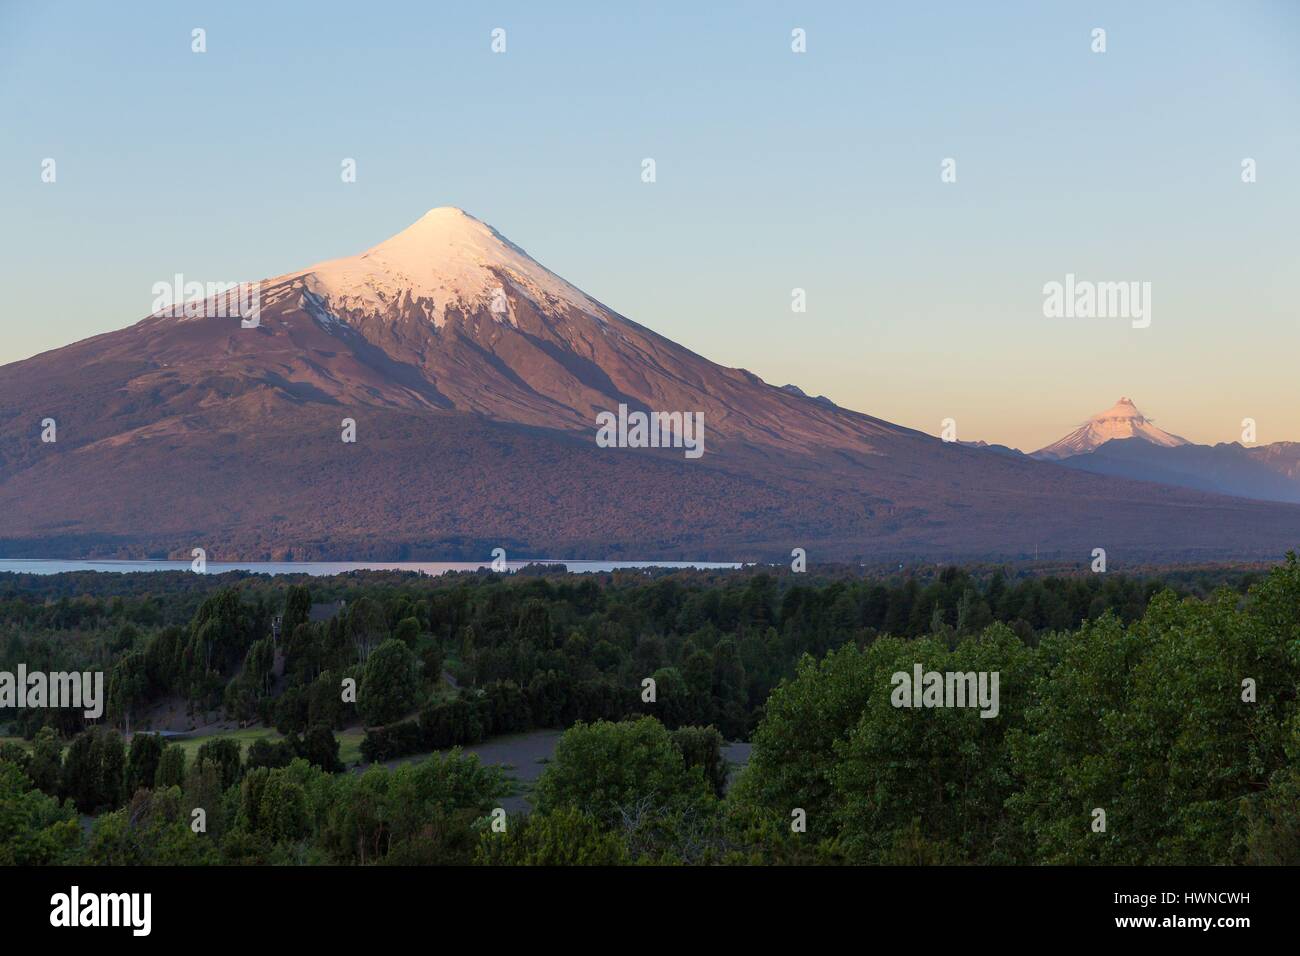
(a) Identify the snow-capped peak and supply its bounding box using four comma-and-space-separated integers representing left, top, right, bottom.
1033, 398, 1190, 460
291, 207, 597, 329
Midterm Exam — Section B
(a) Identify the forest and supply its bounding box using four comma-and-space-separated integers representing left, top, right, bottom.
0, 558, 1295, 865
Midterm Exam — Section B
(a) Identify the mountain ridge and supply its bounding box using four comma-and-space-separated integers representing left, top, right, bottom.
1027, 398, 1300, 506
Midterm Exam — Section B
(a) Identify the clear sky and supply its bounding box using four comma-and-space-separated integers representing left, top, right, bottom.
2, 0, 1297, 451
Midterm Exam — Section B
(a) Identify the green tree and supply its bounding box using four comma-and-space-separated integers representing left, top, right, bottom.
28, 726, 63, 796
282, 584, 312, 638
61, 726, 126, 813
729, 643, 877, 841
0, 761, 80, 865
670, 725, 729, 799
347, 597, 389, 663
144, 626, 184, 693
246, 738, 292, 771
1010, 565, 1300, 865
242, 638, 276, 698
258, 772, 310, 842
393, 616, 421, 648
194, 738, 242, 790
534, 717, 712, 827
308, 670, 346, 729
297, 724, 344, 773
108, 651, 149, 733
359, 638, 420, 725
830, 627, 1035, 863
475, 806, 628, 865
154, 744, 186, 790
126, 733, 164, 796
183, 758, 227, 841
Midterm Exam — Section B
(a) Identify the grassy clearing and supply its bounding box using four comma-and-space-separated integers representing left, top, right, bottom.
168, 727, 279, 761
337, 728, 364, 765
171, 726, 367, 766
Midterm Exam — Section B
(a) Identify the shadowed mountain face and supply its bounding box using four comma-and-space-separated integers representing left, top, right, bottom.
1031, 396, 1300, 506
2, 208, 1300, 562
1055, 439, 1300, 505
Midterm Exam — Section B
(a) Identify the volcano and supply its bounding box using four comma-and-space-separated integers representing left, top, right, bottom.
1, 208, 1298, 563
1036, 399, 1300, 505
1032, 398, 1189, 461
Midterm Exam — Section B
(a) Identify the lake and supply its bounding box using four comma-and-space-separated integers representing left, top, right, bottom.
0, 558, 744, 576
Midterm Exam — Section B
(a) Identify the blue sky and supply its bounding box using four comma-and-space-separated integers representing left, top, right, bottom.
2, 0, 1297, 450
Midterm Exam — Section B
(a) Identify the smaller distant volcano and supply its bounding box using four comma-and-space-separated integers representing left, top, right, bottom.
1032, 398, 1189, 460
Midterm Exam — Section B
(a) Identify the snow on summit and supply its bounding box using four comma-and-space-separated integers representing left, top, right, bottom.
1033, 397, 1190, 460
293, 207, 596, 328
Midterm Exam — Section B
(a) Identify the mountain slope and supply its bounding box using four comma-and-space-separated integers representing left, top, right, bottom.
1055, 439, 1300, 505
1247, 442, 1300, 482
2, 209, 1299, 562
